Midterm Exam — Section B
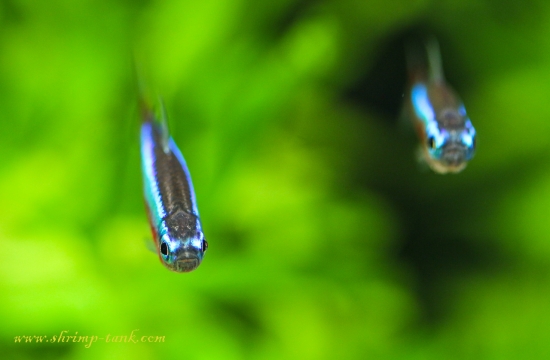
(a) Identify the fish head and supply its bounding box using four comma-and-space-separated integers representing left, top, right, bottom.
157, 212, 208, 272
424, 116, 476, 173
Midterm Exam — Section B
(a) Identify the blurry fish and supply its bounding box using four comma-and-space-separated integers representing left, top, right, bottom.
404, 38, 476, 174
140, 95, 207, 272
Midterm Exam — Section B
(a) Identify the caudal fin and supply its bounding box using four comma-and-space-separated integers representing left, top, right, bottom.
133, 59, 170, 150
424, 37, 444, 83
405, 36, 445, 84
405, 39, 428, 84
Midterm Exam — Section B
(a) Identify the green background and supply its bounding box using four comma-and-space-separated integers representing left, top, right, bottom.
1, 0, 550, 359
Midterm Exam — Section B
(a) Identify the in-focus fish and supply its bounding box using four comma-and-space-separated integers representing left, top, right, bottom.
404, 38, 476, 174
140, 98, 207, 272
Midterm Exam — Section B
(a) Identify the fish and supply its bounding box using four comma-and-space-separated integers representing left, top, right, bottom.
140, 97, 208, 272
404, 38, 476, 174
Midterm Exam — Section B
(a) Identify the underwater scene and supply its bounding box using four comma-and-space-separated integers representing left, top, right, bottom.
1, 0, 550, 359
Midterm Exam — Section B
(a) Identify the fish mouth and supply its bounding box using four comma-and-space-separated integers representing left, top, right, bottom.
441, 145, 467, 167
174, 257, 201, 272
174, 248, 202, 272
161, 254, 201, 273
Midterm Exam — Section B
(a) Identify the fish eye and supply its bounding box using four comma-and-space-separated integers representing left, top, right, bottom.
160, 241, 169, 258
202, 240, 209, 252
427, 136, 436, 150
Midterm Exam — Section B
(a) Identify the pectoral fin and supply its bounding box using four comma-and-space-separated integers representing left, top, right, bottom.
144, 237, 157, 254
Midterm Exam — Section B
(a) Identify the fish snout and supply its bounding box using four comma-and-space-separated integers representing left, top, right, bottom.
441, 144, 466, 166
175, 254, 201, 272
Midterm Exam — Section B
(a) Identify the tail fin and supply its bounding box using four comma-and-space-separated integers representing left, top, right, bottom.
134, 59, 170, 151
425, 37, 444, 83
405, 36, 445, 84
405, 39, 428, 84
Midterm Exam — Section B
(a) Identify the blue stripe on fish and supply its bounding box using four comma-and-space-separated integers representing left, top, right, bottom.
140, 104, 207, 273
